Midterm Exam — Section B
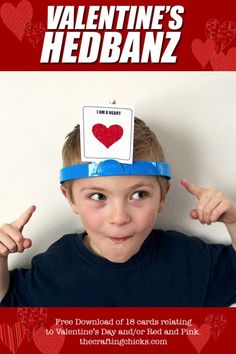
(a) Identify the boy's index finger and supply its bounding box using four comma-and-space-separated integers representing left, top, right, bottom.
181, 179, 205, 199
12, 205, 36, 232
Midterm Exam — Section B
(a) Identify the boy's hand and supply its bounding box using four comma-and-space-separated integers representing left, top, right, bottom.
181, 180, 236, 225
0, 206, 36, 258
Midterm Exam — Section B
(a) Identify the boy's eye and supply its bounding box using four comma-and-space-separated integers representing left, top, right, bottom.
131, 191, 149, 200
89, 193, 106, 201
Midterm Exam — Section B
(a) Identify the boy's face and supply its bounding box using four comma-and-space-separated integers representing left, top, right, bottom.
62, 175, 166, 263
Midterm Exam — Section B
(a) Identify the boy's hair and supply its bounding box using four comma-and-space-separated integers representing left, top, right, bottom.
62, 117, 168, 199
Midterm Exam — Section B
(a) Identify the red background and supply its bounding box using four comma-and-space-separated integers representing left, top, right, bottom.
0, 307, 235, 354
0, 0, 235, 70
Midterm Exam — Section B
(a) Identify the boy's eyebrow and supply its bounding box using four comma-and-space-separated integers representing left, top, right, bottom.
80, 182, 155, 193
129, 182, 155, 190
80, 186, 107, 193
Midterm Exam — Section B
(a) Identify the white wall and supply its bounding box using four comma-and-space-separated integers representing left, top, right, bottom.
0, 72, 236, 270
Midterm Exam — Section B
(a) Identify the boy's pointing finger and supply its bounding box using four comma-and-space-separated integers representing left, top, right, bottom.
181, 179, 205, 199
12, 205, 36, 232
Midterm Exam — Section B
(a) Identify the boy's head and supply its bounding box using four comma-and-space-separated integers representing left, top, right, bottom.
62, 117, 169, 201
61, 117, 170, 263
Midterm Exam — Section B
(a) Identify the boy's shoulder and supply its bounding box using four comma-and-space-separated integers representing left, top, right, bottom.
153, 228, 207, 246
152, 228, 236, 269
34, 233, 83, 260
152, 228, 222, 258
48, 233, 80, 247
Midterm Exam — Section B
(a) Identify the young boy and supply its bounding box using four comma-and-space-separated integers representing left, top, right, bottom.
0, 117, 236, 306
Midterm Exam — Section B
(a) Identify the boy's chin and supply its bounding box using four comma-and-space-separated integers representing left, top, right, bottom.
103, 244, 141, 263
83, 233, 143, 263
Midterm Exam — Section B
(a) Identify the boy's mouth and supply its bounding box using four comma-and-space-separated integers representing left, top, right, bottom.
107, 236, 132, 243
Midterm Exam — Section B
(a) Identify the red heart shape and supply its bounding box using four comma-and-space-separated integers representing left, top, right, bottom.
206, 19, 236, 54
25, 21, 46, 48
191, 38, 215, 68
187, 323, 211, 354
17, 307, 47, 341
92, 124, 123, 148
0, 322, 26, 354
210, 47, 236, 71
33, 325, 65, 354
205, 314, 227, 340
0, 0, 33, 41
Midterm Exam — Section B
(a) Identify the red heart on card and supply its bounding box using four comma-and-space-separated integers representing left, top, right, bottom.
0, 322, 26, 354
17, 307, 47, 341
92, 124, 123, 148
0, 0, 33, 41
25, 21, 46, 48
210, 47, 236, 71
206, 19, 236, 54
191, 38, 215, 68
33, 325, 65, 354
205, 314, 227, 340
187, 323, 211, 354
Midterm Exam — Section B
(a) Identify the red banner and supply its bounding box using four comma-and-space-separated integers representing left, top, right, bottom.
0, 307, 235, 354
0, 0, 235, 70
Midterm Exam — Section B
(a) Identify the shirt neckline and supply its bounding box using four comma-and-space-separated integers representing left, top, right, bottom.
73, 231, 154, 271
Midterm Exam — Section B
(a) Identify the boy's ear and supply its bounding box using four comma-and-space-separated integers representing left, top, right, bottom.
158, 182, 170, 213
60, 185, 79, 215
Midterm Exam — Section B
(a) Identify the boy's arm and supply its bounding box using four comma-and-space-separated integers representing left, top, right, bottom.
0, 257, 9, 301
0, 206, 36, 301
225, 223, 236, 251
181, 180, 236, 250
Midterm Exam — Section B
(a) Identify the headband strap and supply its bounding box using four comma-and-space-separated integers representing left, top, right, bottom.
60, 160, 171, 183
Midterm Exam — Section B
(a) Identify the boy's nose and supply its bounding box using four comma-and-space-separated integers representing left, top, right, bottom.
108, 204, 131, 226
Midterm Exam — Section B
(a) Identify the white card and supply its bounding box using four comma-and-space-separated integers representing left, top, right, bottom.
80, 104, 134, 163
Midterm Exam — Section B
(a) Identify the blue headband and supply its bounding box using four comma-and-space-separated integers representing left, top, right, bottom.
60, 160, 171, 183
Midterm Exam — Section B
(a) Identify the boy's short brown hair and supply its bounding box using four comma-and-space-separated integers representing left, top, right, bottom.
62, 117, 168, 199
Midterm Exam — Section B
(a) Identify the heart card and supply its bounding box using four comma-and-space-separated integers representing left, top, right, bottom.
80, 104, 134, 163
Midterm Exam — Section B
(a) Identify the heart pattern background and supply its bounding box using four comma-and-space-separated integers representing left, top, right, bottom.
25, 21, 45, 48
187, 314, 227, 353
192, 18, 236, 70
0, 309, 65, 354
210, 48, 236, 70
206, 19, 236, 54
191, 39, 215, 68
0, 0, 33, 41
33, 324, 65, 354
17, 307, 47, 341
187, 323, 211, 354
205, 314, 227, 340
0, 0, 45, 47
0, 322, 25, 354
